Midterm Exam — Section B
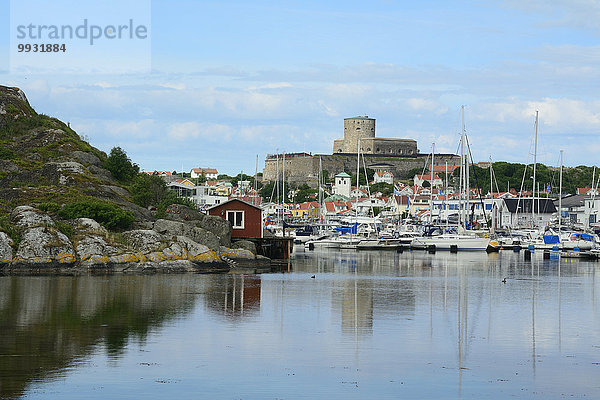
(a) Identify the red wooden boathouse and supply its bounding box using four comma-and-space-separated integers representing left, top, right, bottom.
208, 198, 263, 239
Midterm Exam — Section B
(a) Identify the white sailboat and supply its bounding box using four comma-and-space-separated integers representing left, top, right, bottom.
411, 107, 492, 251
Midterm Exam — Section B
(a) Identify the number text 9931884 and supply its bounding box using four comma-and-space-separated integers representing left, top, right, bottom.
17, 43, 67, 52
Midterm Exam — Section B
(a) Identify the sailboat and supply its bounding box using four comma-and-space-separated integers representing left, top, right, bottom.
411, 107, 492, 251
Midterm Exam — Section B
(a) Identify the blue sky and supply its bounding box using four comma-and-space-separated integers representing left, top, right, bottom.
2, 0, 599, 175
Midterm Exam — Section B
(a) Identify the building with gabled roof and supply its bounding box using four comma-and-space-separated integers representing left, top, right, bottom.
414, 174, 443, 188
373, 171, 394, 185
191, 168, 218, 180
208, 198, 263, 239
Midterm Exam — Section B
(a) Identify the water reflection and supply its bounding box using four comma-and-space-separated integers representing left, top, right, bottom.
0, 250, 598, 399
0, 276, 188, 398
203, 275, 261, 319
292, 249, 600, 398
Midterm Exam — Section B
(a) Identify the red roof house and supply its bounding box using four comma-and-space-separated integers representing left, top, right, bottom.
208, 198, 263, 239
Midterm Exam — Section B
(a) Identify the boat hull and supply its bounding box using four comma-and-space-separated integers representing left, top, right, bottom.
411, 236, 490, 251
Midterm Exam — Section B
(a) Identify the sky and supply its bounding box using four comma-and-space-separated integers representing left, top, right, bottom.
1, 0, 599, 175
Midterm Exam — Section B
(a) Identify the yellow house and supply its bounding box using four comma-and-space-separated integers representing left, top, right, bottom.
287, 202, 319, 219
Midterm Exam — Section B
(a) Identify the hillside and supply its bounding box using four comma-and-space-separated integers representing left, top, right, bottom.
0, 85, 152, 221
0, 85, 267, 274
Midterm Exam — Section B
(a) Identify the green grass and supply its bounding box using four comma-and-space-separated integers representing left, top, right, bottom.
0, 215, 21, 248
58, 199, 134, 230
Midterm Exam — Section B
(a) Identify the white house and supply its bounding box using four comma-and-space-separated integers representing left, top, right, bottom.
497, 198, 556, 229
350, 187, 369, 199
584, 197, 600, 228
414, 174, 443, 188
354, 197, 387, 215
334, 172, 351, 199
167, 180, 228, 209
190, 168, 218, 180
374, 171, 394, 185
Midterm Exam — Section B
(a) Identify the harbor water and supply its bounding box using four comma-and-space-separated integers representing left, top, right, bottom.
1, 249, 599, 399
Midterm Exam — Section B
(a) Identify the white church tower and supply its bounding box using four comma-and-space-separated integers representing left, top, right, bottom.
334, 172, 351, 199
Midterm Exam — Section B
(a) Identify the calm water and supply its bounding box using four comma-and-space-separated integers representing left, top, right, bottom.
1, 250, 599, 399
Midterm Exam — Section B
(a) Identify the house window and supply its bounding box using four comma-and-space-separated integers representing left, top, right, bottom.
227, 210, 245, 229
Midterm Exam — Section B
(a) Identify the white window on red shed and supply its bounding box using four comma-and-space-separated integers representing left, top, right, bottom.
226, 210, 244, 229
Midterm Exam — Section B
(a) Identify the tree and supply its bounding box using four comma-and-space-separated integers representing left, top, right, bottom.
351, 172, 367, 186
260, 181, 276, 201
130, 174, 168, 208
129, 173, 196, 217
319, 169, 330, 184
294, 184, 317, 203
103, 146, 139, 182
370, 182, 394, 196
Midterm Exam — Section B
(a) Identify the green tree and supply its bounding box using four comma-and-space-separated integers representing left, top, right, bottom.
129, 173, 196, 218
351, 172, 367, 186
294, 184, 317, 203
58, 200, 134, 230
370, 182, 394, 196
130, 174, 168, 208
260, 181, 276, 201
103, 147, 139, 182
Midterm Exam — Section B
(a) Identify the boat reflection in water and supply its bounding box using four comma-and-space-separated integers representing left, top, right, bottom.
0, 249, 599, 399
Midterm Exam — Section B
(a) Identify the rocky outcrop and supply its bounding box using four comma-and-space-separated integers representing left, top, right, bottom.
122, 229, 165, 253
231, 240, 257, 255
0, 232, 13, 263
12, 226, 76, 267
0, 206, 266, 274
153, 219, 220, 250
71, 151, 102, 167
163, 204, 231, 246
197, 214, 232, 246
10, 206, 54, 229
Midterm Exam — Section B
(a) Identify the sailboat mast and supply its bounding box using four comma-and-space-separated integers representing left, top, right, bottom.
460, 106, 467, 229
464, 109, 470, 228
276, 149, 280, 212
459, 108, 464, 228
532, 111, 538, 228
356, 138, 361, 217
430, 142, 434, 224
445, 161, 448, 230
318, 156, 323, 221
559, 150, 563, 234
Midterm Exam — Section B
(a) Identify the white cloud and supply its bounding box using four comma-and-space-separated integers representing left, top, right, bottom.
159, 82, 187, 90
499, 0, 600, 33
474, 98, 600, 132
104, 119, 156, 139
406, 98, 448, 116
167, 122, 232, 141
246, 82, 294, 90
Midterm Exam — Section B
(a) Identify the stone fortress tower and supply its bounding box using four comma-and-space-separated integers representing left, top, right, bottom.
333, 116, 417, 156
333, 116, 376, 153
262, 115, 458, 187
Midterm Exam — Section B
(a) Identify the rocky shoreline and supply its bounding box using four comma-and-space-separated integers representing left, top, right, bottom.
0, 205, 273, 275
